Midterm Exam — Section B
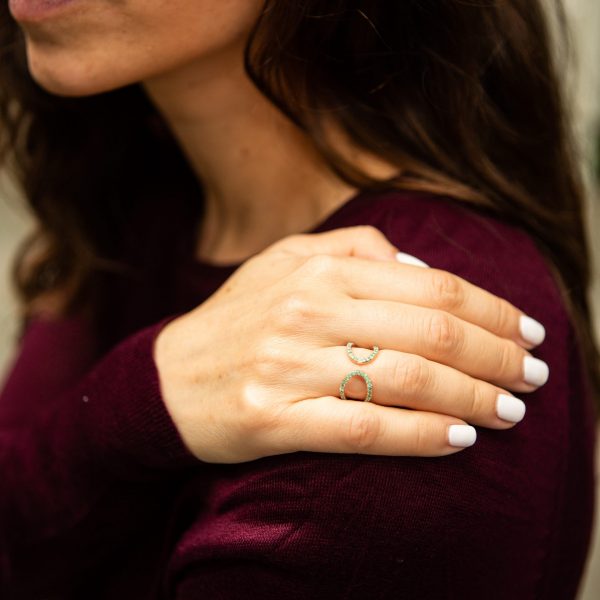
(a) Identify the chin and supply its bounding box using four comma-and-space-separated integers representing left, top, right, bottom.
24, 39, 135, 97
28, 68, 116, 97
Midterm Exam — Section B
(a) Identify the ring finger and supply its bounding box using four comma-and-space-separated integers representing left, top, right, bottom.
311, 345, 527, 429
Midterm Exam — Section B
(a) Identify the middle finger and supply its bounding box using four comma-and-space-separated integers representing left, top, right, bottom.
323, 298, 549, 393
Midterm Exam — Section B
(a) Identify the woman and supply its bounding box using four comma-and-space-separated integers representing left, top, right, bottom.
0, 0, 596, 598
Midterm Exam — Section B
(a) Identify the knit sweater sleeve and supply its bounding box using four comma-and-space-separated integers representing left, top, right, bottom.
0, 312, 197, 593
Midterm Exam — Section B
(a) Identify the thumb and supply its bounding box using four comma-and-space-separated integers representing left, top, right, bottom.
266, 225, 429, 266
267, 225, 397, 261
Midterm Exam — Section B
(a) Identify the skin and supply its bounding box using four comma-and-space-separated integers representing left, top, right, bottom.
14, 0, 395, 262
10, 0, 549, 460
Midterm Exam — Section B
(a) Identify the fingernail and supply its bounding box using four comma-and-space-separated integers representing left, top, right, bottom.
519, 315, 546, 346
496, 394, 526, 423
523, 356, 550, 386
448, 425, 477, 448
395, 252, 429, 268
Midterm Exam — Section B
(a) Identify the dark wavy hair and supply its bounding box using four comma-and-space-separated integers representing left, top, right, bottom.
1, 0, 598, 395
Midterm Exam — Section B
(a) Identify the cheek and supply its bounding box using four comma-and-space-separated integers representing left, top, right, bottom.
19, 0, 263, 97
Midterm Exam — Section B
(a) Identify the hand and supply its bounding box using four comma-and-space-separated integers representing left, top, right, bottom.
153, 226, 548, 463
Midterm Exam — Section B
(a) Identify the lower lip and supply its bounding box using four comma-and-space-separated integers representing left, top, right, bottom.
8, 0, 79, 22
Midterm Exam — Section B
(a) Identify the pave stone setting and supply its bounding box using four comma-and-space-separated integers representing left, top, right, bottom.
339, 370, 374, 403
346, 342, 379, 365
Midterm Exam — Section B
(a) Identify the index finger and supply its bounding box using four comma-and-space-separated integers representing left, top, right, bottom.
331, 257, 545, 349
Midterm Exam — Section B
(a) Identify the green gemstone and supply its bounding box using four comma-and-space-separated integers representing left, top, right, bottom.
339, 369, 373, 402
346, 342, 379, 365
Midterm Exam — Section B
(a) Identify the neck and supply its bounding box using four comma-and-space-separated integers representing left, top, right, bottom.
142, 45, 358, 265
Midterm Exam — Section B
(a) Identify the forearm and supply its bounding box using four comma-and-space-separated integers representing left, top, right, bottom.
0, 314, 197, 590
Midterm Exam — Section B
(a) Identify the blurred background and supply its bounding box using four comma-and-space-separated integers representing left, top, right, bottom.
566, 0, 600, 598
0, 1, 599, 596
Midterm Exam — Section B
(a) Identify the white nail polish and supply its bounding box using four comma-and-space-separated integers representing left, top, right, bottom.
523, 356, 550, 386
395, 252, 429, 268
448, 425, 477, 448
519, 315, 546, 346
496, 394, 526, 423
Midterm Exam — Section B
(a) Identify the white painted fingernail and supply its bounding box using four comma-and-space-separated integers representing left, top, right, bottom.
448, 425, 477, 448
395, 252, 429, 268
523, 356, 549, 386
519, 315, 546, 346
496, 394, 526, 423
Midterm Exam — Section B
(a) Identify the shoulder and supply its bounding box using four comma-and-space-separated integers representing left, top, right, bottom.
165, 190, 594, 598
322, 189, 569, 329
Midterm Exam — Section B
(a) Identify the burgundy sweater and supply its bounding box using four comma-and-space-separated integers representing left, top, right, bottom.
0, 190, 596, 599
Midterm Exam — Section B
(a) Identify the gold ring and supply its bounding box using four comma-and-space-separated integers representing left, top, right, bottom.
339, 370, 373, 403
346, 342, 379, 365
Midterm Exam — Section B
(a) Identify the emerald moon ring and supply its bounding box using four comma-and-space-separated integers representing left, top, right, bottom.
339, 370, 374, 403
346, 342, 379, 365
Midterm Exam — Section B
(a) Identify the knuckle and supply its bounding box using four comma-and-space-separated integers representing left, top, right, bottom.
494, 299, 515, 334
497, 341, 519, 379
239, 383, 274, 433
253, 339, 287, 379
412, 418, 434, 455
299, 253, 337, 279
427, 311, 462, 354
466, 381, 487, 419
393, 356, 429, 394
268, 232, 308, 253
355, 225, 383, 242
346, 409, 381, 451
272, 291, 317, 331
428, 270, 464, 311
